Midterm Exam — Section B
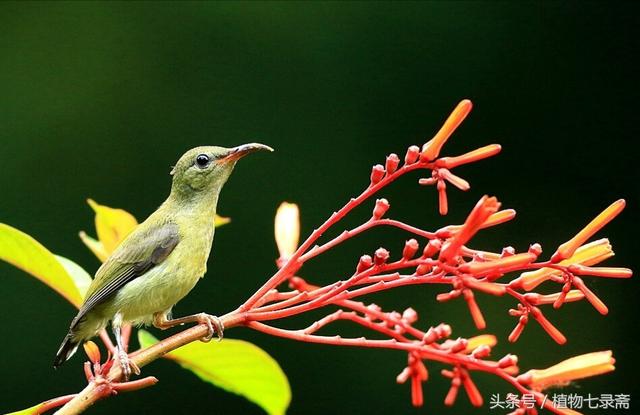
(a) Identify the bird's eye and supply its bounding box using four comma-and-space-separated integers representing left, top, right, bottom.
195, 154, 210, 168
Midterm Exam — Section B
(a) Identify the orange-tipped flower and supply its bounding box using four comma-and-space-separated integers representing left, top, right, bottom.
83, 340, 101, 364
570, 264, 632, 278
524, 290, 585, 305
517, 351, 615, 391
275, 202, 300, 261
436, 144, 502, 169
464, 334, 497, 353
459, 252, 537, 275
439, 196, 501, 263
480, 209, 516, 229
422, 99, 473, 162
551, 199, 625, 263
511, 238, 614, 290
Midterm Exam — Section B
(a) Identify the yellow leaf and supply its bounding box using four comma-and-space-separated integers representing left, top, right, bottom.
79, 231, 109, 262
4, 402, 42, 415
214, 214, 231, 227
139, 330, 290, 415
0, 223, 84, 308
87, 199, 138, 255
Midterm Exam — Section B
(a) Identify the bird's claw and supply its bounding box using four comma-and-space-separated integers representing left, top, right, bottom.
198, 313, 224, 343
117, 349, 140, 381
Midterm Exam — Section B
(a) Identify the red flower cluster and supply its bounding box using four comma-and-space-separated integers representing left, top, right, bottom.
237, 100, 631, 414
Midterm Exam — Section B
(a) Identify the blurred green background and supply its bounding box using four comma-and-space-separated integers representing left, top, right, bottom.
1, 2, 638, 414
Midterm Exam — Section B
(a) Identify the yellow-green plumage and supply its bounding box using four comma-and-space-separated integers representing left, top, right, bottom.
54, 143, 272, 368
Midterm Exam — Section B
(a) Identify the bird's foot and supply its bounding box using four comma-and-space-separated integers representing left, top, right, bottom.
197, 313, 224, 343
116, 349, 140, 381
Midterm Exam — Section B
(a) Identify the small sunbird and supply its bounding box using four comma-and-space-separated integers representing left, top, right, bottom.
54, 143, 273, 379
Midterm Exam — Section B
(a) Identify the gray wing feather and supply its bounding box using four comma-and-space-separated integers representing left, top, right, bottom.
74, 222, 180, 323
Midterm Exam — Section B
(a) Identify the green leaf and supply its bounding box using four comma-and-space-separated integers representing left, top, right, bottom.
138, 330, 290, 415
0, 223, 84, 307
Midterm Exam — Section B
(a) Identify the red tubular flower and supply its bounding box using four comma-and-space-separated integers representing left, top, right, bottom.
444, 377, 461, 406
463, 278, 507, 296
463, 289, 486, 329
508, 315, 528, 343
530, 306, 566, 344
461, 369, 483, 407
437, 180, 448, 215
572, 276, 608, 315
439, 168, 470, 191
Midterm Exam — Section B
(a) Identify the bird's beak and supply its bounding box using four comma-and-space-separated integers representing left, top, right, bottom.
220, 143, 274, 162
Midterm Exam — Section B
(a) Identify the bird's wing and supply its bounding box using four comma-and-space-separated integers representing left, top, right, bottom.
75, 221, 180, 322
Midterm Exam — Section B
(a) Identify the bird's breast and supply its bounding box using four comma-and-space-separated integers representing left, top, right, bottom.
109, 225, 215, 323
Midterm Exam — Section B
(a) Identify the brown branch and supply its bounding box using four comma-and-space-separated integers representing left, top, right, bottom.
54, 311, 248, 415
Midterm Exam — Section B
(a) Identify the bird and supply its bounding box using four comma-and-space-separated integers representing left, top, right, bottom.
54, 143, 273, 379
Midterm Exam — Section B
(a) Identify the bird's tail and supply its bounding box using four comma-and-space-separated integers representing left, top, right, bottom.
53, 332, 80, 369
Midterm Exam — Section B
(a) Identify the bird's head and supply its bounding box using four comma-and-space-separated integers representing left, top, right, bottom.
169, 143, 273, 198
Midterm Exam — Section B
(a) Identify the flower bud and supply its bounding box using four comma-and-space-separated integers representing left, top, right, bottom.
372, 198, 390, 220
449, 338, 469, 353
405, 145, 420, 165
374, 247, 390, 265
422, 323, 452, 344
357, 255, 374, 273
275, 202, 300, 262
528, 243, 542, 256
385, 153, 400, 174
402, 239, 419, 260
422, 239, 442, 258
370, 164, 385, 185
402, 307, 418, 323
498, 354, 518, 368
471, 345, 491, 359
415, 263, 432, 275
501, 246, 515, 257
